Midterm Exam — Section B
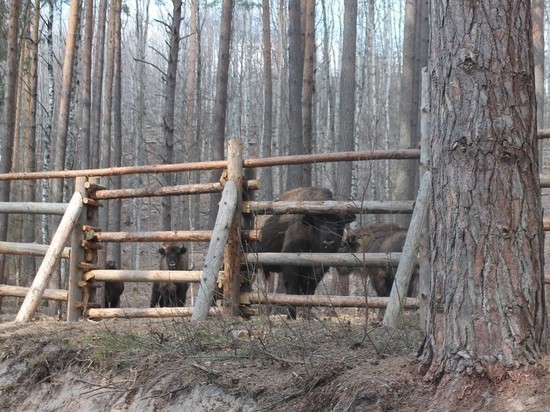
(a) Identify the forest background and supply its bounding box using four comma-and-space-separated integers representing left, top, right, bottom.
0, 0, 548, 295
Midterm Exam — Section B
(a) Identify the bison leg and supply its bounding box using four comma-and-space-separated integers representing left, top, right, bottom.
150, 283, 161, 308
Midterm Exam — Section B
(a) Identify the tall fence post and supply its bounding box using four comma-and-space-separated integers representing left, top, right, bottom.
67, 177, 88, 321
418, 67, 431, 332
223, 139, 244, 316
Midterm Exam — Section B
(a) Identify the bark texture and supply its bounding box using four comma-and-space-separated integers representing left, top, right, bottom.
420, 0, 547, 386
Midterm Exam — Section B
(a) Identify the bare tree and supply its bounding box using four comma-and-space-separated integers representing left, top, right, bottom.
286, 0, 304, 190
160, 0, 183, 231
0, 0, 22, 306
419, 0, 547, 402
208, 0, 234, 227
301, 0, 314, 187
259, 0, 273, 200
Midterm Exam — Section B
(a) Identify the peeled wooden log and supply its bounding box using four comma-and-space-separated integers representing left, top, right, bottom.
0, 285, 68, 302
86, 306, 222, 319
249, 292, 418, 309
83, 270, 215, 283
0, 202, 68, 215
245, 200, 414, 215
0, 241, 70, 259
244, 252, 403, 268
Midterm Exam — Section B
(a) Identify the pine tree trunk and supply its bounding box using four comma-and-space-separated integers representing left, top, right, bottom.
419, 0, 548, 399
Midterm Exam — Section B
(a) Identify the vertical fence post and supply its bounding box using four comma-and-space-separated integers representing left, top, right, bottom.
67, 177, 87, 321
223, 139, 243, 316
418, 67, 431, 332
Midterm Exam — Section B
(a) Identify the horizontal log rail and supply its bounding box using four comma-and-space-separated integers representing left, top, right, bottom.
83, 269, 213, 283
92, 182, 223, 200
245, 200, 414, 215
0, 202, 68, 215
93, 230, 259, 243
0, 241, 71, 259
249, 292, 418, 309
85, 306, 222, 319
0, 284, 68, 301
0, 149, 420, 181
244, 252, 403, 267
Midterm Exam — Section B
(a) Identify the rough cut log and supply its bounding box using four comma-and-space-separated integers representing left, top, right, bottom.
538, 129, 550, 139
92, 182, 224, 200
543, 218, 550, 231
86, 306, 223, 319
0, 241, 70, 259
245, 200, 414, 215
0, 202, 68, 215
83, 270, 213, 283
95, 230, 213, 243
0, 149, 419, 181
192, 180, 238, 321
383, 171, 431, 328
249, 292, 418, 309
15, 192, 83, 322
245, 252, 402, 267
0, 284, 68, 301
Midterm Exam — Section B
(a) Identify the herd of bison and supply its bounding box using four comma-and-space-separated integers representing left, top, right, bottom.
103, 187, 418, 318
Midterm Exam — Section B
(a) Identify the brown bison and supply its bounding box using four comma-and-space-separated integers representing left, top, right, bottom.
254, 187, 355, 318
344, 223, 418, 299
104, 260, 124, 308
150, 242, 189, 308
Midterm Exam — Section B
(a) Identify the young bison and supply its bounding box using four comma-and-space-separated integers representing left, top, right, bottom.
253, 187, 355, 318
344, 223, 418, 299
150, 242, 189, 308
104, 260, 124, 308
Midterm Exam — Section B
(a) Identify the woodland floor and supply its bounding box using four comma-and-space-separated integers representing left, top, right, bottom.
0, 304, 549, 412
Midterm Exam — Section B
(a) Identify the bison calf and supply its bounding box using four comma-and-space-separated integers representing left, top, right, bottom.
150, 242, 189, 308
104, 260, 124, 308
345, 223, 418, 299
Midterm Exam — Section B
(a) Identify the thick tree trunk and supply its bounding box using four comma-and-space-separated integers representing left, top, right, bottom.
420, 0, 547, 397
301, 0, 314, 187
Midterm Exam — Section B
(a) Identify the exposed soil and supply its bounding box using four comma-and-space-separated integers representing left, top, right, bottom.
0, 308, 549, 412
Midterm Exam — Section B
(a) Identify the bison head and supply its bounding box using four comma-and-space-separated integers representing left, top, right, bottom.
159, 242, 187, 270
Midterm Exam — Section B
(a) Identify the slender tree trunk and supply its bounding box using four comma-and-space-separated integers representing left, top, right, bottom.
260, 0, 273, 200
81, 0, 93, 170
91, 0, 108, 170
185, 0, 200, 229
111, 0, 122, 264
286, 0, 305, 190
161, 0, 182, 231
391, 0, 417, 226
208, 0, 234, 227
0, 0, 22, 307
98, 0, 117, 267
419, 0, 547, 401
51, 0, 80, 204
301, 0, 314, 187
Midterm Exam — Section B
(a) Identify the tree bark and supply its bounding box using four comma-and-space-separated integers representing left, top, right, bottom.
301, 0, 314, 187
420, 0, 547, 396
161, 0, 182, 231
0, 0, 22, 307
286, 0, 304, 190
260, 0, 274, 201
208, 0, 234, 227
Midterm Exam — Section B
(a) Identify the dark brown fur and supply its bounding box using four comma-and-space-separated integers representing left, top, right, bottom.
254, 187, 355, 318
345, 223, 418, 298
104, 260, 124, 308
150, 242, 189, 308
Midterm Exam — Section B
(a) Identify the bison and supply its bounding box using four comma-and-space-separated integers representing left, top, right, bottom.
254, 187, 355, 318
344, 223, 418, 299
150, 242, 189, 308
104, 260, 124, 308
